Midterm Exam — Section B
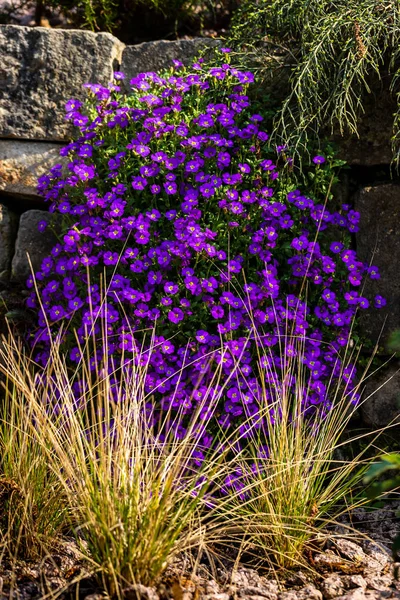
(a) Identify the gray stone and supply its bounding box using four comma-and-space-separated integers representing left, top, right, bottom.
0, 25, 124, 141
11, 210, 59, 282
341, 575, 367, 590
279, 587, 322, 600
0, 204, 18, 275
355, 184, 400, 349
360, 363, 400, 427
332, 539, 386, 574
365, 575, 392, 591
231, 569, 264, 588
237, 586, 277, 599
121, 38, 219, 87
0, 140, 64, 202
122, 584, 159, 600
320, 574, 344, 599
335, 591, 374, 600
361, 541, 392, 571
334, 539, 368, 563
314, 551, 352, 571
241, 596, 276, 600
204, 580, 221, 595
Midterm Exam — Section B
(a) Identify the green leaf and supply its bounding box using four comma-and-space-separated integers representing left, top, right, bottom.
363, 454, 400, 484
365, 475, 400, 499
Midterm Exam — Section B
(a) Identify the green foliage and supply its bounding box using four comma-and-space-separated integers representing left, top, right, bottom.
387, 329, 400, 353
229, 0, 400, 163
364, 453, 400, 556
364, 453, 400, 493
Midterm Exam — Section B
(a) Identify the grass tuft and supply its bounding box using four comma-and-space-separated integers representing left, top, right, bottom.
0, 343, 68, 560
218, 326, 385, 572
0, 333, 238, 596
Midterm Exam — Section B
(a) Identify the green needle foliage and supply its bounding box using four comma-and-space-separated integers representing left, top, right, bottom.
229, 0, 400, 163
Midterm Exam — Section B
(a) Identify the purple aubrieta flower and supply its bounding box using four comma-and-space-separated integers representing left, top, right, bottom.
132, 176, 147, 191
30, 54, 383, 454
65, 98, 82, 112
74, 163, 96, 181
37, 220, 48, 233
164, 181, 177, 195
49, 305, 65, 321
374, 295, 386, 308
164, 282, 179, 295
367, 266, 380, 279
312, 155, 326, 164
168, 307, 184, 323
196, 330, 210, 344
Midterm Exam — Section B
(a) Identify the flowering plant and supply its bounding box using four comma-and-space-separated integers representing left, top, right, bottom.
31, 51, 384, 455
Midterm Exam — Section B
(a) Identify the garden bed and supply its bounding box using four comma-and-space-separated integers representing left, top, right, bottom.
1, 503, 399, 600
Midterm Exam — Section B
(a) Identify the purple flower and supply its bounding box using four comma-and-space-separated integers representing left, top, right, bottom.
132, 176, 147, 190
199, 184, 215, 198
196, 330, 210, 344
312, 155, 326, 164
38, 220, 48, 232
164, 282, 179, 295
229, 202, 244, 215
49, 305, 65, 321
368, 266, 380, 280
65, 98, 82, 112
164, 182, 178, 195
198, 114, 215, 128
74, 163, 96, 181
168, 307, 184, 323
374, 295, 386, 308
330, 241, 344, 254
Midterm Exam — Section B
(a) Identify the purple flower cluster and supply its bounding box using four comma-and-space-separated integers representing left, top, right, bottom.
31, 54, 384, 457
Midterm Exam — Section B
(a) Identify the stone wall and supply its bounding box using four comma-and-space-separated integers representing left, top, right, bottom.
0, 24, 216, 281
1, 24, 399, 426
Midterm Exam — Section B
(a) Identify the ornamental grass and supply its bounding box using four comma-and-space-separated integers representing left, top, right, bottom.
218, 320, 385, 572
0, 356, 68, 561
0, 327, 241, 596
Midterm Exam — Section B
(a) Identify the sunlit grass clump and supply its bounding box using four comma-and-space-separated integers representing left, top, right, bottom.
0, 362, 67, 560
220, 328, 383, 572
0, 333, 237, 595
